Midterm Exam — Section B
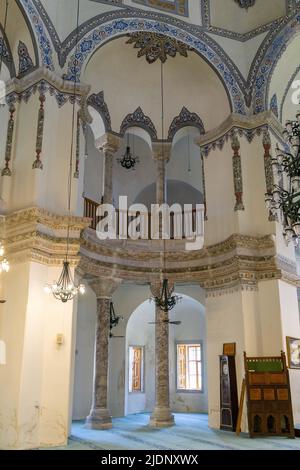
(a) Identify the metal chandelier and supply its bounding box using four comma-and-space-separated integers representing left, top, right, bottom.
265, 112, 300, 246
44, 0, 85, 302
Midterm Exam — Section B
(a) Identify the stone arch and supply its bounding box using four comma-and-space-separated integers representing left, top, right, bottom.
120, 107, 158, 141
0, 25, 16, 78
17, 0, 53, 70
253, 12, 300, 114
63, 15, 246, 114
87, 91, 112, 133
168, 107, 205, 141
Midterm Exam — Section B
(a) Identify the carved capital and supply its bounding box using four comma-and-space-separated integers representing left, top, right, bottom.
95, 132, 121, 155
152, 142, 172, 163
90, 277, 122, 299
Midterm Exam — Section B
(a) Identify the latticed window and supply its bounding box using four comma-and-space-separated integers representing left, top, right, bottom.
129, 346, 144, 392
177, 343, 202, 391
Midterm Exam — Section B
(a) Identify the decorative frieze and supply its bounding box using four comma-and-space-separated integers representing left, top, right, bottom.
87, 92, 111, 132
262, 130, 276, 222
4, 68, 89, 109
2, 105, 16, 177
167, 107, 205, 141
78, 231, 299, 290
126, 32, 190, 64
132, 0, 188, 17
198, 112, 285, 158
33, 93, 46, 170
270, 94, 279, 118
17, 41, 34, 76
2, 207, 90, 266
120, 107, 158, 140
231, 134, 245, 211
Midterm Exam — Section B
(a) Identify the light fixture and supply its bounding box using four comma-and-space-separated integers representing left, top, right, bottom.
118, 133, 139, 170
0, 243, 9, 273
150, 61, 180, 313
0, 1, 9, 108
109, 301, 123, 337
265, 112, 300, 246
44, 0, 85, 302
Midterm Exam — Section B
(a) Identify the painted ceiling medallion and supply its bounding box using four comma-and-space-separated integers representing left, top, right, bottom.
126, 32, 190, 64
234, 0, 256, 8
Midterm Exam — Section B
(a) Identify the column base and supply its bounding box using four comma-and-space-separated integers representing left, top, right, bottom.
149, 407, 175, 428
85, 408, 112, 430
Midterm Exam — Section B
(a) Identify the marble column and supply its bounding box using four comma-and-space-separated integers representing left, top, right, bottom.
86, 278, 120, 429
153, 142, 171, 206
96, 133, 121, 205
149, 286, 174, 428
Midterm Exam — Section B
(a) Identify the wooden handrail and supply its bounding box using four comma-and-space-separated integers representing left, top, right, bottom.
83, 197, 200, 239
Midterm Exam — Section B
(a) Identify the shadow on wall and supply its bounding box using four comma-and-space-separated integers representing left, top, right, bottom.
134, 180, 203, 210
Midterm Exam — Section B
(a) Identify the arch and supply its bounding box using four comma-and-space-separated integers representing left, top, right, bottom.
124, 126, 153, 150
125, 293, 207, 416
280, 62, 300, 121
120, 107, 158, 141
87, 91, 112, 133
64, 16, 246, 114
253, 12, 300, 114
17, 0, 53, 70
168, 107, 205, 141
0, 26, 16, 78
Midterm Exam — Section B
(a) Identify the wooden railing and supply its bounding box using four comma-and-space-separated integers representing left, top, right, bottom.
84, 197, 200, 240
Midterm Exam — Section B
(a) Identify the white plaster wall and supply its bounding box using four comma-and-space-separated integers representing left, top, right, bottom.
84, 37, 231, 136
83, 125, 104, 204
113, 134, 156, 207
2, 93, 82, 216
72, 285, 96, 421
204, 140, 237, 245
0, 261, 76, 449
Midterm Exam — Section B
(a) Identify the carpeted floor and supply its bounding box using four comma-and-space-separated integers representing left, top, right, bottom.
44, 413, 300, 450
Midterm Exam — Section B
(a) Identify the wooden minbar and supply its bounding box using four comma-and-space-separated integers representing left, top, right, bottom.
244, 352, 295, 438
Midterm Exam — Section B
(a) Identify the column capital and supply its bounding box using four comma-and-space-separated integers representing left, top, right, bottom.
90, 277, 122, 299
152, 142, 172, 163
231, 133, 240, 151
95, 132, 121, 154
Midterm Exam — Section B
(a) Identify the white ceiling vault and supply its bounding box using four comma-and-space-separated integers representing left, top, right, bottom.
3, 0, 300, 118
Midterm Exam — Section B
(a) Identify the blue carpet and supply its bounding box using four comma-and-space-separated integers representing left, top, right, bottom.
45, 413, 300, 450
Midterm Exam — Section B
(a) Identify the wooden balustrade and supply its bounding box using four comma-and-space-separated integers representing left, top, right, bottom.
84, 197, 200, 240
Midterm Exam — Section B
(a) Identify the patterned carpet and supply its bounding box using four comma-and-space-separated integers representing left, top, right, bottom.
45, 413, 300, 450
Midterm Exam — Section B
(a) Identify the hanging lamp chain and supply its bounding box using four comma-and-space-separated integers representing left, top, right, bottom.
44, 0, 85, 302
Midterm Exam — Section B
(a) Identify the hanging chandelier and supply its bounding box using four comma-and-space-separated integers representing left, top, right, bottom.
265, 112, 300, 246
151, 61, 180, 313
152, 278, 180, 313
44, 0, 85, 302
109, 301, 123, 337
118, 134, 139, 170
0, 243, 9, 273
44, 261, 85, 303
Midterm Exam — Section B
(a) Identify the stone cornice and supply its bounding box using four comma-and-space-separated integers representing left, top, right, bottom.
4, 67, 91, 99
1, 207, 90, 266
196, 111, 285, 156
78, 231, 300, 289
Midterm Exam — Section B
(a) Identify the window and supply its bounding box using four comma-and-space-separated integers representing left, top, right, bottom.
129, 346, 144, 392
177, 343, 202, 391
